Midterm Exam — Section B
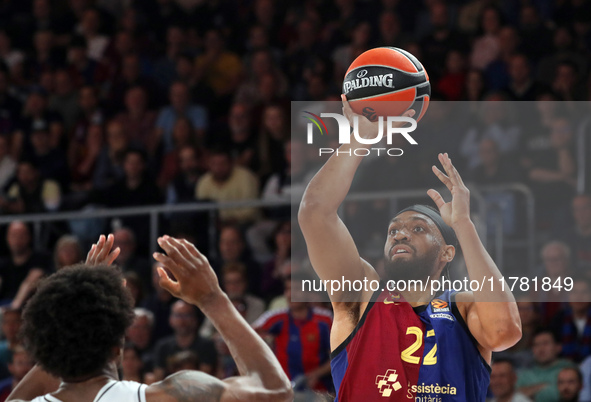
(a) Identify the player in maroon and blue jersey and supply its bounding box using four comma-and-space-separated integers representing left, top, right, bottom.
298, 97, 522, 401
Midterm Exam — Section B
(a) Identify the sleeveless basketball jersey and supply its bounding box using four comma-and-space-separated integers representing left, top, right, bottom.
31, 380, 147, 402
331, 286, 491, 401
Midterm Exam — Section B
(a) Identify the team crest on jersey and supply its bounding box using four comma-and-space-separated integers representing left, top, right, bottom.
430, 299, 450, 312
376, 369, 402, 397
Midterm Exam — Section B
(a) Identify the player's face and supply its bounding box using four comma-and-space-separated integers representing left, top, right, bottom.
557, 370, 581, 401
383, 211, 445, 282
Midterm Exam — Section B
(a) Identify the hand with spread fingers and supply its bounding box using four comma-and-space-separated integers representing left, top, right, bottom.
153, 235, 221, 307
427, 153, 471, 229
85, 234, 120, 266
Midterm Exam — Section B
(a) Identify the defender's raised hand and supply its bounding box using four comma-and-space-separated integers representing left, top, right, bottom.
86, 234, 120, 266
427, 153, 471, 228
153, 236, 221, 307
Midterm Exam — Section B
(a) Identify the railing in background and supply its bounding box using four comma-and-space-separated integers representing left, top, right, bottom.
0, 184, 536, 273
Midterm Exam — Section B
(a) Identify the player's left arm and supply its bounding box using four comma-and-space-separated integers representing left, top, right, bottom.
428, 153, 522, 353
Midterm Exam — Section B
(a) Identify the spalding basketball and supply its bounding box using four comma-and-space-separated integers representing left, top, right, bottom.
342, 47, 430, 122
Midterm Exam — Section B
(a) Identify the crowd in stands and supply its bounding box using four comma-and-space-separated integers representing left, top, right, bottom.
0, 0, 588, 400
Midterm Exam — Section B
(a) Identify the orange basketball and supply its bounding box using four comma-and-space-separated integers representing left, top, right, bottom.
343, 47, 430, 122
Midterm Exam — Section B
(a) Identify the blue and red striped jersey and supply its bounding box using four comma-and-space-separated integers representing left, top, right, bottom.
254, 307, 333, 391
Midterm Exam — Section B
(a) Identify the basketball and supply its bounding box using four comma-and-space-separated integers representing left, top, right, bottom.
342, 47, 430, 122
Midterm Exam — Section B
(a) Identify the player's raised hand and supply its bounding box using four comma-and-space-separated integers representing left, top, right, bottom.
153, 236, 222, 307
86, 234, 120, 266
341, 94, 415, 140
427, 153, 471, 228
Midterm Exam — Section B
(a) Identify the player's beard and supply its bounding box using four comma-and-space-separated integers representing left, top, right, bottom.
383, 244, 440, 283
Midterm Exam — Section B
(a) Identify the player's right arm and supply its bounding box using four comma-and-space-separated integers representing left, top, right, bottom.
298, 97, 415, 303
148, 236, 292, 402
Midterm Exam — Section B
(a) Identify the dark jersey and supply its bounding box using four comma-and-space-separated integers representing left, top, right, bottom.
331, 287, 491, 401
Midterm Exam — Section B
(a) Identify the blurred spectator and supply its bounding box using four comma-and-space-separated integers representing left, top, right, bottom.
27, 128, 69, 191
488, 359, 531, 402
13, 89, 62, 160
153, 26, 187, 91
155, 81, 207, 153
254, 275, 333, 393
499, 295, 540, 369
537, 242, 573, 324
153, 300, 216, 379
484, 26, 520, 91
166, 145, 202, 204
53, 234, 83, 270
0, 136, 15, 191
550, 278, 591, 363
90, 150, 163, 248
194, 29, 242, 98
92, 119, 130, 189
556, 367, 582, 402
470, 6, 503, 70
25, 30, 63, 80
376, 11, 410, 48
460, 95, 521, 169
69, 86, 105, 189
0, 346, 33, 401
503, 54, 548, 101
196, 147, 259, 224
108, 53, 159, 112
261, 221, 291, 300
538, 27, 588, 87
113, 227, 151, 284
79, 8, 109, 61
65, 36, 109, 87
257, 104, 287, 179
562, 194, 591, 270
158, 117, 201, 189
141, 263, 175, 342
578, 354, 591, 401
0, 70, 21, 138
332, 21, 371, 80
517, 329, 575, 402
518, 5, 553, 63
0, 308, 21, 380
0, 31, 24, 74
212, 225, 261, 290
1, 160, 61, 213
124, 271, 144, 307
166, 350, 199, 375
463, 69, 487, 101
469, 138, 522, 184
199, 262, 265, 339
0, 222, 51, 308
114, 86, 157, 152
48, 69, 80, 133
221, 103, 257, 170
552, 60, 587, 101
120, 343, 145, 384
126, 308, 155, 372
437, 50, 467, 101
524, 118, 576, 224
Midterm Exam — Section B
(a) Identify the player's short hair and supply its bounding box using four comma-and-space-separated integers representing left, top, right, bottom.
21, 264, 134, 380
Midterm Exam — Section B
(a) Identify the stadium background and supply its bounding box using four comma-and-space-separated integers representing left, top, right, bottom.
0, 0, 589, 400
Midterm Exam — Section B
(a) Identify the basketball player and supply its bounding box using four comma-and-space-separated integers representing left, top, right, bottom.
7, 234, 293, 402
297, 97, 522, 401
